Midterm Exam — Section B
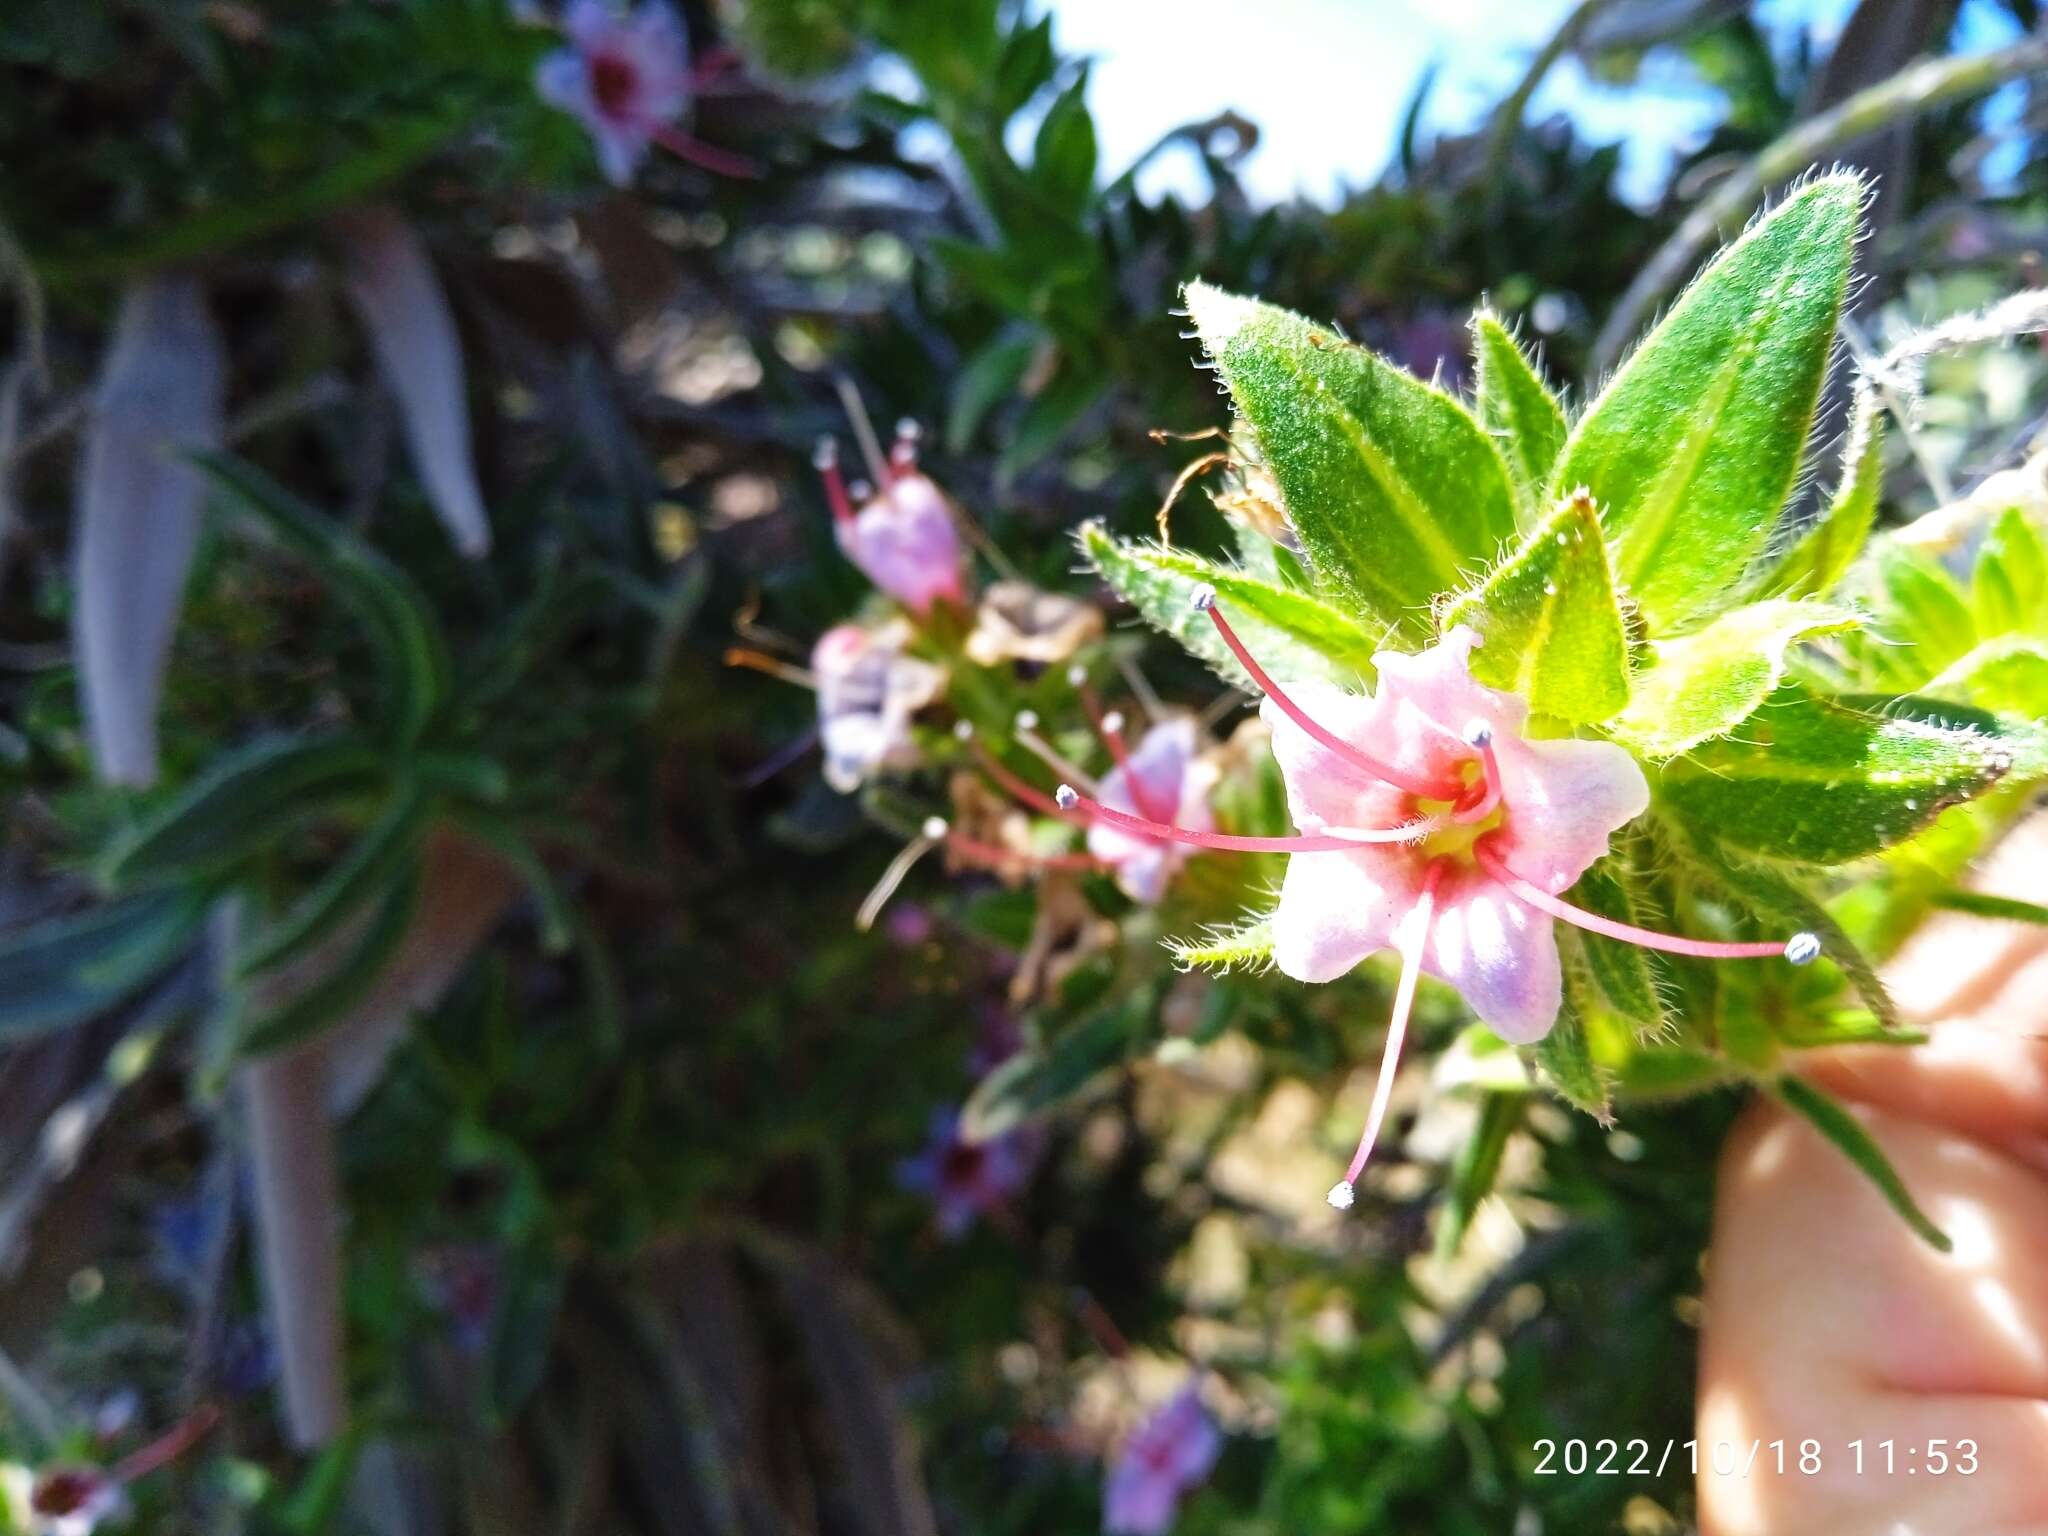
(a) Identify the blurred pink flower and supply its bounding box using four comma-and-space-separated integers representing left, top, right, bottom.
337, 205, 493, 559
1102, 1382, 1221, 1535
1085, 717, 1217, 905
812, 620, 945, 793
21, 1468, 127, 1536
73, 274, 225, 787
535, 0, 693, 185
894, 1108, 1037, 1239
816, 437, 968, 615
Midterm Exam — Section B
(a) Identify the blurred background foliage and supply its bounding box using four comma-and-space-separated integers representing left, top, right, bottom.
1, 0, 2046, 1531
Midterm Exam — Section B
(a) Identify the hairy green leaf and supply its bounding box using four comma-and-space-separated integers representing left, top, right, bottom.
1877, 543, 1976, 679
1080, 525, 1383, 689
1441, 491, 1628, 723
1565, 856, 1670, 1036
1534, 973, 1612, 1122
1554, 177, 1862, 630
1165, 913, 1275, 974
1931, 889, 2048, 926
1608, 599, 1857, 758
960, 1005, 1142, 1142
1924, 636, 2048, 716
1775, 1076, 1950, 1251
1661, 687, 2019, 864
1471, 312, 1568, 514
1754, 387, 1883, 600
1184, 281, 1516, 635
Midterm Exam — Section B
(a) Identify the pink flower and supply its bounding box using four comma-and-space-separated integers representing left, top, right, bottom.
1086, 717, 1217, 905
1042, 590, 1822, 1207
815, 429, 967, 616
536, 0, 692, 185
20, 1468, 126, 1536
1102, 1382, 1222, 1535
812, 620, 945, 793
894, 1108, 1038, 1238
1260, 625, 1647, 1042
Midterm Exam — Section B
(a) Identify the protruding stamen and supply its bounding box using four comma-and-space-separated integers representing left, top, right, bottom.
971, 740, 1087, 823
1013, 712, 1100, 794
814, 438, 855, 524
1334, 859, 1446, 1199
1196, 594, 1456, 800
1076, 678, 1175, 825
891, 417, 921, 475
834, 374, 892, 487
947, 829, 1103, 873
1326, 1180, 1355, 1211
1057, 784, 1438, 853
1474, 840, 1810, 961
857, 821, 947, 931
1115, 653, 1165, 721
649, 122, 762, 179
1454, 719, 1504, 825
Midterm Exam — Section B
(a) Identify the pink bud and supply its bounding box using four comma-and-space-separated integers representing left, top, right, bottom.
73, 275, 225, 787
336, 205, 492, 559
833, 472, 968, 615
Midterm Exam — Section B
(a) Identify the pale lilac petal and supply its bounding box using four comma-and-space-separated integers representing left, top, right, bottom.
561, 0, 616, 50
590, 119, 649, 185
1270, 846, 1419, 983
533, 47, 591, 113
337, 207, 492, 558
626, 0, 693, 106
1491, 736, 1648, 894
74, 274, 225, 788
1102, 1462, 1179, 1536
1426, 870, 1561, 1043
811, 622, 941, 792
1087, 718, 1211, 903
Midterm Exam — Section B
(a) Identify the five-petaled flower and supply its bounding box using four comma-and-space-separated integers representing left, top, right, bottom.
1102, 1382, 1222, 1535
894, 1108, 1038, 1238
536, 1, 693, 186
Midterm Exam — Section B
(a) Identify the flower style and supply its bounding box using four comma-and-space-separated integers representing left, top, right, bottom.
1102, 1382, 1222, 1535
1086, 716, 1219, 905
812, 620, 946, 793
1041, 591, 1820, 1206
535, 1, 755, 182
894, 1108, 1038, 1238
815, 424, 968, 616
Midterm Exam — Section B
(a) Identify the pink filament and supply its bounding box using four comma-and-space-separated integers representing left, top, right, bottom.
1453, 732, 1504, 825
1060, 786, 1434, 854
971, 741, 1088, 824
1077, 681, 1174, 825
948, 832, 1102, 873
1201, 600, 1455, 800
650, 123, 761, 178
1343, 859, 1445, 1187
1473, 839, 1792, 960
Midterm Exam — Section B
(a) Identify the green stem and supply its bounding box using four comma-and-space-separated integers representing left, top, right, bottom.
1931, 888, 2048, 926
1482, 0, 1627, 190
1591, 40, 2048, 378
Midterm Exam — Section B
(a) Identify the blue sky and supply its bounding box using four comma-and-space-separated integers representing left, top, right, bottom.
1041, 0, 2012, 206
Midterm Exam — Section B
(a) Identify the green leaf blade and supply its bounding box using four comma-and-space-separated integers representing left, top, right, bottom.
1554, 177, 1864, 631
1775, 1076, 1950, 1251
1471, 312, 1568, 514
1608, 598, 1857, 759
1185, 282, 1516, 635
1080, 526, 1383, 689
1441, 491, 1629, 724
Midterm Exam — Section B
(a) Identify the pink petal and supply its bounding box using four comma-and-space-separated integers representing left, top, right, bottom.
1259, 684, 1410, 830
1370, 624, 1527, 743
837, 473, 966, 614
533, 47, 591, 113
1270, 845, 1421, 983
1491, 736, 1648, 894
1425, 868, 1561, 1043
561, 0, 617, 49
338, 207, 493, 558
74, 275, 225, 788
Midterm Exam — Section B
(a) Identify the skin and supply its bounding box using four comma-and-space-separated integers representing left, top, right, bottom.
1698, 818, 2048, 1535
